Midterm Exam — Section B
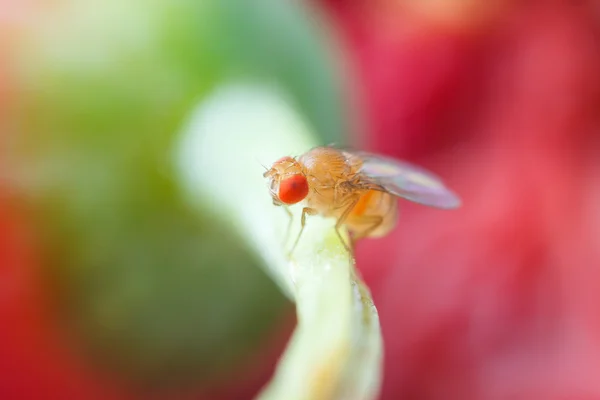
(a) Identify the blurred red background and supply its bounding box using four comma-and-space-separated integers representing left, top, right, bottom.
318, 1, 600, 399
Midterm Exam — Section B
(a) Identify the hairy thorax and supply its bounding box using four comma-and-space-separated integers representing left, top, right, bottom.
298, 147, 363, 217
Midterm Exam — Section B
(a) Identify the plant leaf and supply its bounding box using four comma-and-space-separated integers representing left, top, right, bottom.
176, 82, 383, 400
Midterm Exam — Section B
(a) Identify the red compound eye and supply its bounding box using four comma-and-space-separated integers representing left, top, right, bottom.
278, 174, 309, 205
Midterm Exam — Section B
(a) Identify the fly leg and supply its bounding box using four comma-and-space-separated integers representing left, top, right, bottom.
288, 207, 317, 259
334, 196, 360, 256
273, 200, 294, 247
348, 215, 384, 249
282, 205, 293, 247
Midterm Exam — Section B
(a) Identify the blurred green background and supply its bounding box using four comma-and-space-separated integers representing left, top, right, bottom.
11, 0, 347, 391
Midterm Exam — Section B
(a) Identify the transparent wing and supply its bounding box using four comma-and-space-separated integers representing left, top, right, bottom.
346, 151, 462, 209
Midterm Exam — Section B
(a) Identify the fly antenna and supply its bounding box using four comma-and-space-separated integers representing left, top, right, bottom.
255, 157, 269, 172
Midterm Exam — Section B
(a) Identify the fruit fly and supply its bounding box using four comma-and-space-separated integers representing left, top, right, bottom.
263, 146, 461, 256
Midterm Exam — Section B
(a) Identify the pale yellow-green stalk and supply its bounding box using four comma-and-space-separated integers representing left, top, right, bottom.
176, 83, 382, 400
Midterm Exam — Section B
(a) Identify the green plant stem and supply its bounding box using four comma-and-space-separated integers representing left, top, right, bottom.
176, 83, 382, 400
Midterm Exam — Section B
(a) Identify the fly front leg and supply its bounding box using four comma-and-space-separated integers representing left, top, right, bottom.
273, 200, 294, 247
288, 207, 317, 259
282, 205, 293, 246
